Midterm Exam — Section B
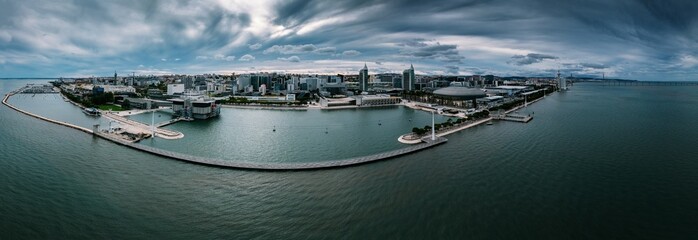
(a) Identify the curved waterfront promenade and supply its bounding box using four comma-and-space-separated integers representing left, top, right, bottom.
4, 89, 447, 171
221, 104, 308, 111
98, 131, 447, 170
3, 90, 93, 134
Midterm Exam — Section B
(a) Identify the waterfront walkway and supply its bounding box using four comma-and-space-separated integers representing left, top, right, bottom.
3, 89, 93, 134
398, 92, 551, 144
398, 117, 492, 144
4, 88, 448, 171
112, 108, 172, 117
102, 112, 184, 140
99, 131, 447, 170
221, 104, 308, 111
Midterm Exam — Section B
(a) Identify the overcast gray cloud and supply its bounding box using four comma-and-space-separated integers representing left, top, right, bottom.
508, 53, 559, 66
343, 50, 361, 56
579, 63, 609, 69
264, 44, 317, 54
445, 65, 460, 74
399, 40, 464, 63
315, 47, 336, 55
0, 0, 697, 80
248, 43, 262, 50
277, 56, 301, 62
238, 54, 255, 62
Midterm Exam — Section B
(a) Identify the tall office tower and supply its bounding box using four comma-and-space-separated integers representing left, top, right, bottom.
402, 64, 415, 91
359, 63, 369, 92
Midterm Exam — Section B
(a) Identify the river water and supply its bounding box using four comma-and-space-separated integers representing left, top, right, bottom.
1, 79, 697, 239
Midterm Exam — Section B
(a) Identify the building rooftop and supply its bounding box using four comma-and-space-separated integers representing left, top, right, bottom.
491, 85, 528, 90
432, 87, 487, 99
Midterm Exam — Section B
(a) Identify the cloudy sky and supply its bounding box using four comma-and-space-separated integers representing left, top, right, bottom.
1, 0, 697, 80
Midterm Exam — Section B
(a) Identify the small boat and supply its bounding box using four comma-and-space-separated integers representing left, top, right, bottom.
82, 107, 101, 116
486, 121, 493, 125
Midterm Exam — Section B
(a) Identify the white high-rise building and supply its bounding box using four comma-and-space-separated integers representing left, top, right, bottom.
402, 64, 415, 91
236, 75, 251, 91
260, 84, 267, 95
303, 77, 320, 91
558, 70, 567, 91
287, 78, 296, 92
359, 63, 369, 92
167, 84, 185, 95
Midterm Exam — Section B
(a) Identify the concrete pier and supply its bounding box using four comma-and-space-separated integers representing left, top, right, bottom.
398, 117, 492, 145
494, 114, 532, 123
156, 118, 183, 128
102, 112, 184, 139
3, 91, 93, 134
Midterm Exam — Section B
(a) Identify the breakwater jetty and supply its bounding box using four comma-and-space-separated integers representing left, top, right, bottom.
4, 88, 447, 171
98, 131, 447, 170
3, 87, 92, 134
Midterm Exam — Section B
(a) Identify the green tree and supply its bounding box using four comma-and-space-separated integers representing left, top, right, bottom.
121, 99, 131, 110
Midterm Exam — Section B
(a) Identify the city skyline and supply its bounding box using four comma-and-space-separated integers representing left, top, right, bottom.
1, 0, 697, 80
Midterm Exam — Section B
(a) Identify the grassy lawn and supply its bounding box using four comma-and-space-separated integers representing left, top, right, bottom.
98, 104, 124, 111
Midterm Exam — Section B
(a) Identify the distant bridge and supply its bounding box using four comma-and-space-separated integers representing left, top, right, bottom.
604, 81, 698, 86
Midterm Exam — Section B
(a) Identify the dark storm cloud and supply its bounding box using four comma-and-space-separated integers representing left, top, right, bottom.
314, 47, 336, 54
508, 53, 558, 66
2, 0, 698, 79
525, 0, 698, 56
579, 63, 608, 69
342, 50, 361, 56
562, 63, 610, 71
0, 0, 253, 62
445, 65, 459, 74
397, 38, 429, 48
263, 44, 318, 54
0, 0, 19, 26
273, 0, 501, 27
398, 40, 464, 63
275, 0, 697, 70
262, 44, 341, 55
462, 67, 487, 75
273, 0, 533, 41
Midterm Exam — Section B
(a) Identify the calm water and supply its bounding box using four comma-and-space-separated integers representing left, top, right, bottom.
1, 79, 698, 239
137, 106, 449, 163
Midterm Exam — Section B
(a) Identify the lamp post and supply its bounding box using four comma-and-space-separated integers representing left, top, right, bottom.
431, 110, 436, 141
151, 110, 156, 139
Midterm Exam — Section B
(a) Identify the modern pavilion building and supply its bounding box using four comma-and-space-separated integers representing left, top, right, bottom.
432, 86, 487, 108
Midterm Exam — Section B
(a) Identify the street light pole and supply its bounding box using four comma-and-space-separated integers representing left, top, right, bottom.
431, 110, 436, 141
